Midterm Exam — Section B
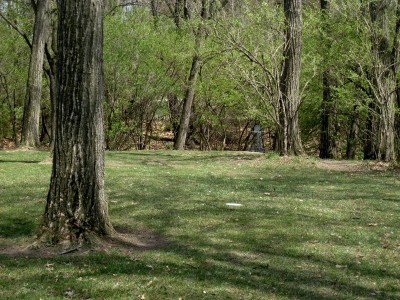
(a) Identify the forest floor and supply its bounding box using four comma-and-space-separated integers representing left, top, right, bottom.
0, 150, 399, 299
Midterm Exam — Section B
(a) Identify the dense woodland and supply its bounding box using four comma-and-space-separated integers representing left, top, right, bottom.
1, 0, 400, 161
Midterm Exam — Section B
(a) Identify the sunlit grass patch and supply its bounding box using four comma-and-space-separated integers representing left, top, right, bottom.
0, 150, 399, 299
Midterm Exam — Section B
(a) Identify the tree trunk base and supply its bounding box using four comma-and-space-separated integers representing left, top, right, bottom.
0, 226, 167, 258
35, 226, 115, 254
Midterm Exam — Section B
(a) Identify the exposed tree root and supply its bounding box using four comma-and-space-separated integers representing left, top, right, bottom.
0, 226, 167, 258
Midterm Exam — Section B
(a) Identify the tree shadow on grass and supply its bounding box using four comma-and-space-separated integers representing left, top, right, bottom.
162, 241, 399, 300
0, 160, 42, 164
1, 208, 399, 299
1, 153, 399, 299
0, 224, 168, 259
0, 216, 37, 238
106, 168, 399, 299
106, 196, 400, 299
105, 225, 169, 251
1, 236, 398, 300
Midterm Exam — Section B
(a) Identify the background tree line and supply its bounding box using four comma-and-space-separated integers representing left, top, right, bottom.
1, 0, 399, 161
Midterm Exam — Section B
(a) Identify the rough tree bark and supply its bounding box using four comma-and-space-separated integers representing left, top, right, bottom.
363, 0, 398, 161
38, 0, 113, 247
20, 0, 50, 148
275, 0, 303, 155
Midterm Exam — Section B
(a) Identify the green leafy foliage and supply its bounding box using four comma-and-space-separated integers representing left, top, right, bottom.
0, 0, 399, 157
103, 8, 190, 150
0, 1, 34, 146
0, 21, 30, 144
300, 0, 378, 156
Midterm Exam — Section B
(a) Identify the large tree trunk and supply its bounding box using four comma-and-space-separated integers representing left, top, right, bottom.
366, 0, 397, 161
39, 0, 113, 247
275, 0, 303, 155
20, 0, 50, 148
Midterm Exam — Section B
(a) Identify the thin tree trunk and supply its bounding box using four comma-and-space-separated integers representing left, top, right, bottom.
174, 0, 208, 150
276, 0, 303, 155
0, 74, 18, 145
20, 0, 50, 148
237, 121, 251, 151
364, 101, 379, 160
174, 0, 183, 28
319, 71, 335, 158
396, 85, 400, 160
174, 53, 202, 150
380, 98, 396, 160
319, 0, 335, 159
167, 93, 181, 142
39, 0, 113, 247
150, 0, 158, 17
44, 7, 58, 153
346, 104, 360, 159
48, 69, 57, 152
150, 0, 160, 26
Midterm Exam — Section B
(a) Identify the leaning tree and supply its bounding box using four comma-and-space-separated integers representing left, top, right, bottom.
38, 0, 114, 247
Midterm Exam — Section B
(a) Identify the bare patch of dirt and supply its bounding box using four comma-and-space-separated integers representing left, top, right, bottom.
0, 227, 168, 258
38, 157, 52, 164
316, 160, 366, 172
368, 161, 392, 171
316, 160, 394, 172
102, 226, 169, 253
105, 161, 132, 167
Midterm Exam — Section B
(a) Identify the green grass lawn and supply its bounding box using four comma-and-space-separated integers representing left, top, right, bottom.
0, 150, 399, 299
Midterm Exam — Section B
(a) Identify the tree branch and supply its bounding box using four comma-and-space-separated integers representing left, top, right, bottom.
0, 12, 32, 49
31, 0, 37, 13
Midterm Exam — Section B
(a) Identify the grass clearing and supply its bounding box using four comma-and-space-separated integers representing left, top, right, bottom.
0, 150, 399, 299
